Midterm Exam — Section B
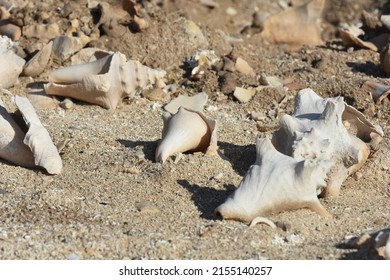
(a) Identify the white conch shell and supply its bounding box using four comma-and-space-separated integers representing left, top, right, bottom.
0, 96, 62, 174
44, 52, 166, 109
0, 45, 25, 89
0, 97, 35, 167
155, 107, 217, 163
272, 88, 379, 197
13, 96, 62, 174
292, 88, 383, 148
215, 137, 332, 223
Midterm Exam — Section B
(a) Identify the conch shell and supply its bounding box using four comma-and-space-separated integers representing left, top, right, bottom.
215, 136, 332, 223
155, 107, 217, 163
273, 88, 382, 196
44, 52, 166, 109
0, 95, 62, 174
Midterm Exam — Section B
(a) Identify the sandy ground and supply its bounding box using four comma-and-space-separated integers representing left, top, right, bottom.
0, 0, 389, 259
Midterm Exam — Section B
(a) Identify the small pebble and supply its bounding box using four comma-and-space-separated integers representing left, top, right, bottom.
226, 7, 237, 16
374, 218, 386, 227
353, 171, 363, 180
275, 221, 291, 231
59, 98, 73, 109
66, 253, 81, 260
213, 173, 223, 180
135, 201, 160, 214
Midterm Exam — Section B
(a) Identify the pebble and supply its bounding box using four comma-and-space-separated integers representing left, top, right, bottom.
374, 218, 386, 227
233, 87, 256, 103
275, 221, 291, 231
213, 173, 223, 180
226, 7, 237, 16
219, 72, 237, 94
142, 88, 169, 102
353, 171, 362, 180
135, 201, 160, 214
59, 98, 73, 110
66, 253, 81, 260
52, 35, 83, 62
251, 111, 266, 121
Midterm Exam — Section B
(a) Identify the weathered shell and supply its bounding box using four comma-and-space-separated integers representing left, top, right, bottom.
272, 88, 381, 197
215, 136, 332, 223
0, 96, 62, 174
155, 107, 217, 163
13, 96, 62, 174
261, 0, 325, 50
0, 45, 25, 89
44, 52, 166, 110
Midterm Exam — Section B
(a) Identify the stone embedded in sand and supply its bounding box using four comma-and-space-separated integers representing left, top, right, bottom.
233, 87, 256, 103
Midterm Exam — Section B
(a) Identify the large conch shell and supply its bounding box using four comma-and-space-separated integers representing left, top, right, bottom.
0, 45, 25, 89
44, 52, 166, 109
272, 88, 383, 197
0, 95, 62, 174
155, 107, 217, 163
261, 0, 325, 50
215, 136, 332, 223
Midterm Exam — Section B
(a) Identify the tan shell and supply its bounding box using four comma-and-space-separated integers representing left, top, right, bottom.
261, 0, 325, 50
362, 80, 390, 103
155, 107, 217, 163
44, 52, 166, 110
215, 136, 332, 223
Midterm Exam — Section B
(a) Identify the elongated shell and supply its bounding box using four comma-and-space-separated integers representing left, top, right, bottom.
14, 96, 62, 174
44, 52, 166, 109
215, 137, 332, 223
0, 97, 35, 167
155, 107, 217, 163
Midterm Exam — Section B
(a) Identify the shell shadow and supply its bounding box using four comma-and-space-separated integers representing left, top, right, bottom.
117, 139, 157, 162
177, 179, 236, 220
217, 141, 256, 176
346, 61, 386, 77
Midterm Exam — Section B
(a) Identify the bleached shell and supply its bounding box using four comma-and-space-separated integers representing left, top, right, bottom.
44, 52, 166, 109
0, 46, 25, 89
13, 96, 62, 174
215, 137, 332, 223
22, 41, 53, 77
0, 97, 35, 168
272, 88, 376, 196
155, 107, 217, 163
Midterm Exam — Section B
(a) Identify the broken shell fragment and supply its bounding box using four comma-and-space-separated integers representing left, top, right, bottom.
44, 52, 166, 109
13, 96, 62, 174
164, 91, 208, 114
0, 45, 25, 89
0, 96, 62, 174
216, 137, 332, 223
22, 41, 53, 77
261, 0, 325, 50
362, 80, 390, 103
155, 107, 217, 163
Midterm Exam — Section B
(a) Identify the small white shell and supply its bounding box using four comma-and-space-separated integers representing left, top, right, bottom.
215, 136, 332, 223
155, 107, 217, 163
44, 52, 166, 109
